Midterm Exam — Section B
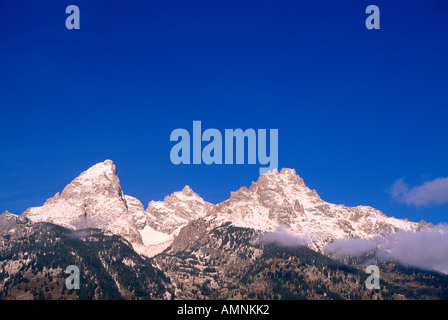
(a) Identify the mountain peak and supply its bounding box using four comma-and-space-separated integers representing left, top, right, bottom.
280, 168, 297, 176
214, 167, 423, 251
0, 211, 16, 223
19, 160, 427, 259
249, 167, 306, 193
146, 186, 214, 235
60, 160, 121, 201
23, 160, 144, 246
181, 185, 194, 195
76, 159, 117, 181
168, 185, 204, 201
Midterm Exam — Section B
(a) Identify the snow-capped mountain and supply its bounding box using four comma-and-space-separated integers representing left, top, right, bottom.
210, 168, 431, 251
2, 160, 446, 301
136, 186, 214, 257
21, 160, 214, 257
146, 185, 214, 235
19, 160, 430, 257
23, 160, 145, 245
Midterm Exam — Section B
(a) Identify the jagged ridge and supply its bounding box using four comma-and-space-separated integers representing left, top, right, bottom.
8, 160, 431, 256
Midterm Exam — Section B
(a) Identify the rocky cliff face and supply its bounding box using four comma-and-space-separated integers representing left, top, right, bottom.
211, 168, 429, 251
146, 185, 214, 235
19, 160, 431, 256
1, 160, 446, 300
23, 160, 144, 246
20, 160, 215, 258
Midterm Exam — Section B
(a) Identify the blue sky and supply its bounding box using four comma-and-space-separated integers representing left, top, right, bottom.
1, 0, 447, 224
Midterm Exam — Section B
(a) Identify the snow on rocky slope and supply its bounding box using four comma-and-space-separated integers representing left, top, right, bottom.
211, 168, 430, 251
146, 185, 214, 234
21, 160, 213, 257
23, 160, 145, 245
19, 160, 430, 257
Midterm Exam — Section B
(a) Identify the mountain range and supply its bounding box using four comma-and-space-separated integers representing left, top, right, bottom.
1, 160, 446, 300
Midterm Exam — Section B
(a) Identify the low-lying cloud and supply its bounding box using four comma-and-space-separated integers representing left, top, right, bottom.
323, 225, 448, 274
324, 238, 376, 257
391, 177, 448, 206
259, 226, 308, 247
377, 225, 448, 274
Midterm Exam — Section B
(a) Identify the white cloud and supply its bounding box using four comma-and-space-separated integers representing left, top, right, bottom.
323, 225, 448, 274
377, 225, 448, 274
258, 226, 308, 247
391, 176, 448, 206
323, 238, 375, 257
